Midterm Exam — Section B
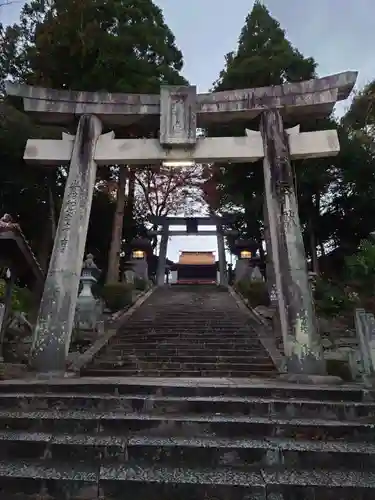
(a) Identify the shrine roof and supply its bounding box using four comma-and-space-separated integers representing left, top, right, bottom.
0, 222, 44, 286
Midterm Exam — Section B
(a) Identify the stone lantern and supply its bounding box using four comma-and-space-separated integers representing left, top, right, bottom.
74, 254, 103, 332
128, 238, 152, 282
233, 239, 262, 284
240, 249, 252, 260
132, 249, 146, 260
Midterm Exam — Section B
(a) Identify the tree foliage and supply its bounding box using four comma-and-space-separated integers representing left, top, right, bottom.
208, 1, 318, 256
214, 1, 316, 92
3, 0, 186, 91
135, 165, 204, 219
210, 1, 375, 278
0, 0, 189, 284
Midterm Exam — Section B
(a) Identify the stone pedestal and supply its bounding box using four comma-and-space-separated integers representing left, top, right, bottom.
260, 109, 325, 376
124, 268, 136, 285
250, 266, 264, 281
30, 114, 102, 374
130, 258, 148, 282
235, 259, 252, 284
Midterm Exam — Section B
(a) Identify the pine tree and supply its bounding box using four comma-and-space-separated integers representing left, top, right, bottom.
214, 1, 316, 91
209, 1, 319, 261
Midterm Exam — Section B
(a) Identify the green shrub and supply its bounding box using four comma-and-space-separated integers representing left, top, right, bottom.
345, 239, 375, 296
134, 277, 148, 291
0, 280, 34, 313
326, 359, 353, 382
313, 278, 356, 317
236, 279, 270, 307
101, 283, 133, 312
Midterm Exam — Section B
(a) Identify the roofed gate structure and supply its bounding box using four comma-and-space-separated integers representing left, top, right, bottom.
6, 71, 357, 376
148, 215, 238, 286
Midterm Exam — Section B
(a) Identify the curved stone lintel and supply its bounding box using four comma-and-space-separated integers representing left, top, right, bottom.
6, 71, 357, 126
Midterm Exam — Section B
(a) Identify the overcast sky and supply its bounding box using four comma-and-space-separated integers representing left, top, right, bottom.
1, 0, 372, 262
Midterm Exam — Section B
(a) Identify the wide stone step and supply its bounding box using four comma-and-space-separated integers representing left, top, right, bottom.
96, 355, 274, 364
89, 361, 275, 372
108, 335, 263, 348
113, 326, 257, 341
109, 340, 265, 348
101, 349, 272, 360
118, 316, 250, 321
82, 368, 277, 377
117, 319, 253, 335
0, 431, 375, 470
0, 460, 373, 499
0, 378, 364, 401
121, 318, 250, 321
0, 410, 373, 439
0, 393, 373, 420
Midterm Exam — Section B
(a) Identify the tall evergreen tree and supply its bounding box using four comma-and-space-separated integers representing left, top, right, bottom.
210, 2, 375, 275
214, 1, 316, 92
209, 1, 319, 259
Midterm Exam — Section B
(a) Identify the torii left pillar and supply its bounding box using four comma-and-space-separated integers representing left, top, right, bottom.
216, 226, 227, 286
157, 224, 169, 286
30, 115, 102, 374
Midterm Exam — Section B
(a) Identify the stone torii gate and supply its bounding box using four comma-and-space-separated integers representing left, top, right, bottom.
148, 215, 237, 286
6, 71, 357, 375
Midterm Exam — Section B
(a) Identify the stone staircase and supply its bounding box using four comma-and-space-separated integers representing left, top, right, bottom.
82, 285, 278, 378
1, 284, 374, 498
0, 377, 374, 498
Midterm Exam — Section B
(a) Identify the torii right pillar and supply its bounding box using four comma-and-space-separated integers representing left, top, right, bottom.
260, 109, 325, 377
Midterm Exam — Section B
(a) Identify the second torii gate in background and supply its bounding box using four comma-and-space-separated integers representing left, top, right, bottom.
148, 215, 238, 286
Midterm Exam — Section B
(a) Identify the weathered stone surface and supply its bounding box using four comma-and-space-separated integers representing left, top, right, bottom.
81, 286, 278, 378
24, 129, 339, 166
150, 216, 233, 226
234, 259, 252, 283
75, 254, 103, 332
0, 375, 373, 498
29, 114, 102, 374
216, 227, 227, 286
156, 227, 169, 286
355, 308, 375, 377
149, 229, 237, 236
160, 85, 197, 146
254, 306, 275, 320
6, 71, 357, 126
260, 109, 325, 376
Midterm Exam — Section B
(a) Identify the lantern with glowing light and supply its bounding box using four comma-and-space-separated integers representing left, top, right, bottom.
128, 237, 152, 281
240, 250, 252, 260
130, 238, 152, 260
234, 239, 257, 260
132, 249, 145, 260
